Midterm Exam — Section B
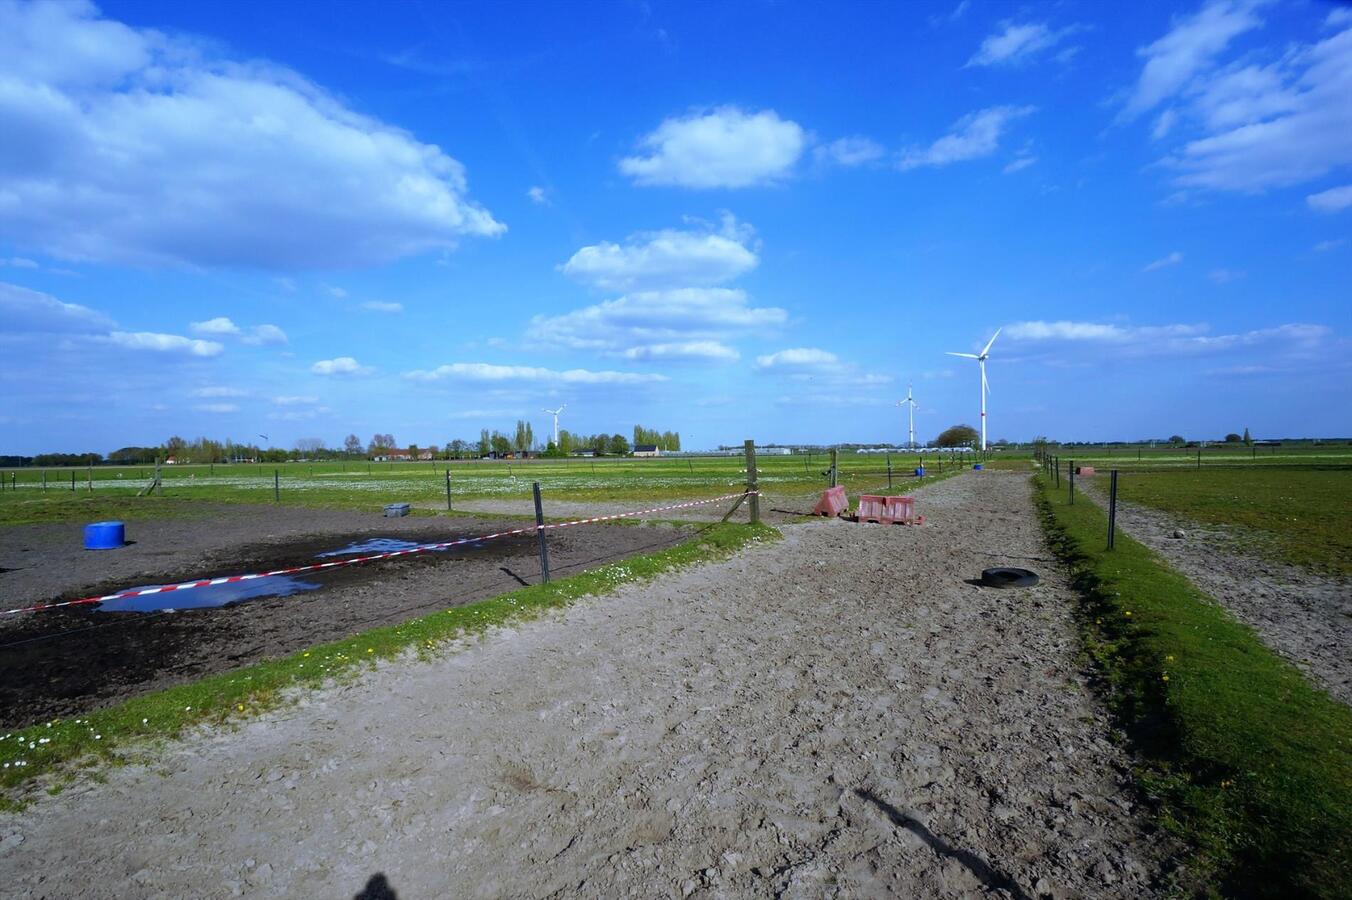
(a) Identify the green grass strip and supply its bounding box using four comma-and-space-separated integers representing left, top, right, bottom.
1034, 475, 1352, 898
0, 521, 779, 806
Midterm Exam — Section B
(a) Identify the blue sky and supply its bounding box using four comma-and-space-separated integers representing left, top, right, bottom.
1, 0, 1349, 455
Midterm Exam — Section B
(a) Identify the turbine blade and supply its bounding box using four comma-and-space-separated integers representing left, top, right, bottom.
946, 352, 979, 359
981, 327, 1002, 358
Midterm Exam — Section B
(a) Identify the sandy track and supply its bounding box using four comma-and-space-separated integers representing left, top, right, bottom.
0, 472, 1165, 899
1078, 477, 1352, 706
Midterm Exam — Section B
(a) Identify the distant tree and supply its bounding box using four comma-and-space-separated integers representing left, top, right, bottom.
407, 443, 419, 458
368, 433, 395, 455
542, 441, 567, 458
935, 424, 979, 448
1243, 427, 1252, 446
490, 431, 512, 456
296, 437, 326, 454
449, 439, 467, 459
343, 434, 362, 456
164, 435, 187, 457
1168, 434, 1185, 445
478, 429, 491, 457
609, 434, 631, 456
1224, 433, 1242, 443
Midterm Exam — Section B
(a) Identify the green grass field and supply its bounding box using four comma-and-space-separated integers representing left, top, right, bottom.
0, 451, 966, 525
1039, 448, 1352, 577
1036, 474, 1352, 898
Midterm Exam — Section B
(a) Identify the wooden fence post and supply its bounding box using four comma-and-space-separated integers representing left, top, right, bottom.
1069, 460, 1075, 505
1108, 470, 1119, 550
744, 439, 760, 525
829, 448, 839, 488
533, 481, 550, 583
445, 469, 452, 511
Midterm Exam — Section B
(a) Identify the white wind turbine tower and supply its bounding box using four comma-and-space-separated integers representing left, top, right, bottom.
542, 404, 566, 446
946, 328, 1001, 451
897, 384, 918, 449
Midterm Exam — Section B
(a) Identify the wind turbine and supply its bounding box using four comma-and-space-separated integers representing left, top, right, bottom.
946, 328, 1001, 451
897, 383, 918, 449
542, 404, 566, 446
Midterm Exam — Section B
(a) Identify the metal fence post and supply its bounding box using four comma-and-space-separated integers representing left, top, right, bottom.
1069, 460, 1075, 505
1108, 470, 1119, 550
1197, 448, 1201, 469
533, 481, 550, 583
445, 468, 452, 511
744, 439, 760, 524
274, 468, 280, 502
886, 453, 893, 489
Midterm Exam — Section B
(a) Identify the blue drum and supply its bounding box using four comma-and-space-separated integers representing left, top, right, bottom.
84, 521, 125, 550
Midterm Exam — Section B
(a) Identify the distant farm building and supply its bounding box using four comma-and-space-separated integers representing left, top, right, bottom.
633, 444, 660, 457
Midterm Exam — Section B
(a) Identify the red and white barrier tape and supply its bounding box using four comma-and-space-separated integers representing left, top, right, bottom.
3, 491, 758, 616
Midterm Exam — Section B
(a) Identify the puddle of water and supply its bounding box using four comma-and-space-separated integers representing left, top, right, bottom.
96, 574, 321, 613
317, 537, 487, 558
317, 537, 426, 557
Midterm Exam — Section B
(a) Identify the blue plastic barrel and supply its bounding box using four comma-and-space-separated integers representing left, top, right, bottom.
973, 463, 984, 471
84, 521, 125, 550
915, 466, 925, 476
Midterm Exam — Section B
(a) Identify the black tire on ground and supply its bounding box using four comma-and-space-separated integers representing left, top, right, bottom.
980, 567, 1040, 588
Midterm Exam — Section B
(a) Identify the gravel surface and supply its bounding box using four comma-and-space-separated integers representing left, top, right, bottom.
0, 472, 1168, 898
1079, 478, 1352, 707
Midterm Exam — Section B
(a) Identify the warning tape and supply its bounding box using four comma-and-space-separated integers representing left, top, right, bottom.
2, 491, 758, 616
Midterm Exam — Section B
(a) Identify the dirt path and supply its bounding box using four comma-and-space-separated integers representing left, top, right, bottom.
1078, 478, 1352, 707
0, 472, 1166, 898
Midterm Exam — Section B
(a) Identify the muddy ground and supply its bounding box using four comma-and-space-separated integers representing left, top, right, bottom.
1079, 477, 1352, 707
0, 508, 691, 728
1, 472, 1171, 898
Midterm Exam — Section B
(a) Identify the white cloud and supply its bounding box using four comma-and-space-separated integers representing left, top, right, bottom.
1007, 319, 1330, 356
404, 363, 667, 385
814, 137, 885, 167
243, 323, 287, 345
967, 22, 1079, 67
1121, 0, 1265, 119
526, 186, 548, 205
526, 287, 786, 354
899, 106, 1036, 170
1133, 9, 1352, 193
620, 341, 740, 362
361, 300, 404, 313
619, 106, 806, 188
1308, 184, 1352, 212
1003, 156, 1037, 174
1209, 267, 1245, 283
1144, 250, 1185, 271
311, 356, 372, 376
273, 395, 319, 405
325, 286, 349, 299
191, 316, 242, 336
194, 403, 239, 414
560, 214, 757, 291
108, 331, 223, 357
0, 0, 503, 269
755, 347, 840, 369
1313, 238, 1346, 251
0, 280, 114, 333
191, 386, 247, 398
2, 256, 38, 268
1330, 9, 1352, 28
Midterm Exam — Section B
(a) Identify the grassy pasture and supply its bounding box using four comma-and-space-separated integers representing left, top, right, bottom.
0, 451, 965, 525
1036, 475, 1352, 898
1043, 447, 1352, 576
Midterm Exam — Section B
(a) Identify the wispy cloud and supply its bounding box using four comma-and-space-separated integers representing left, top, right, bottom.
361, 301, 404, 314
899, 106, 1036, 170
1144, 250, 1184, 271
967, 22, 1082, 67
1308, 184, 1352, 213
404, 363, 667, 385
560, 213, 758, 291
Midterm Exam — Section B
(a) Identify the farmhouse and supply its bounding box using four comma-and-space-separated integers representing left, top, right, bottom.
633, 444, 660, 457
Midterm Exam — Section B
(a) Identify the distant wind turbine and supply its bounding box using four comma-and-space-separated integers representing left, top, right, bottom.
945, 328, 1001, 451
897, 383, 918, 449
542, 404, 566, 446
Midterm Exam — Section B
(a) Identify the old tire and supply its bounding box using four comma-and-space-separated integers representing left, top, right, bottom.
980, 567, 1040, 589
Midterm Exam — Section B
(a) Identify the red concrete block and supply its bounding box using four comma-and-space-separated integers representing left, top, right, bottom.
1075, 466, 1095, 476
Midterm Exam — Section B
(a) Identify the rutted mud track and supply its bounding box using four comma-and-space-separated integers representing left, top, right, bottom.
0, 472, 1169, 898
0, 510, 690, 728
